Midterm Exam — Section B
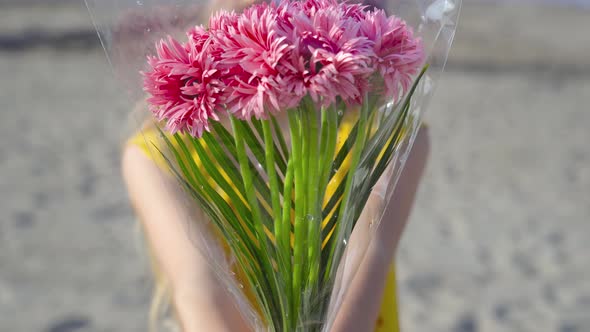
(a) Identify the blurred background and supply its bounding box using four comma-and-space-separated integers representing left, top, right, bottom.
1, 0, 589, 331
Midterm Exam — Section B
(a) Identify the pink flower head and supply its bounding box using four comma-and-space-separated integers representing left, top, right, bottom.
142, 34, 224, 137
360, 10, 425, 99
213, 3, 296, 119
186, 25, 209, 51
208, 9, 239, 32
284, 1, 375, 105
142, 0, 427, 127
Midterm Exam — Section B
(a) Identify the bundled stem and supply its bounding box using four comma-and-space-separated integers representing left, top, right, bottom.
288, 108, 305, 326
231, 117, 288, 329
322, 95, 370, 287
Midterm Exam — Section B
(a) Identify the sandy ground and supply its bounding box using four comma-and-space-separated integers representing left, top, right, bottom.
1, 2, 589, 332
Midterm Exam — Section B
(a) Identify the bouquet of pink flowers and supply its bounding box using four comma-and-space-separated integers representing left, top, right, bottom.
143, 0, 425, 136
87, 0, 460, 330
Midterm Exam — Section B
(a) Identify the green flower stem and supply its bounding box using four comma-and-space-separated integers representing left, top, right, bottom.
306, 103, 321, 295
210, 122, 274, 204
315, 107, 338, 303
280, 158, 294, 327
280, 160, 294, 257
271, 115, 290, 161
252, 119, 288, 177
231, 116, 285, 330
288, 109, 306, 326
262, 119, 291, 330
322, 95, 370, 285
300, 105, 310, 231
318, 106, 339, 193
263, 120, 282, 236
299, 97, 314, 293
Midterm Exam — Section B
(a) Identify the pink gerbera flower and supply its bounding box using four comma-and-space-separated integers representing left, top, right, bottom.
211, 3, 297, 119
208, 9, 239, 32
143, 0, 426, 127
360, 10, 425, 99
143, 33, 224, 137
186, 25, 210, 52
283, 2, 375, 105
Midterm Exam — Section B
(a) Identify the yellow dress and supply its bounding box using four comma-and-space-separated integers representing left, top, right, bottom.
130, 120, 400, 332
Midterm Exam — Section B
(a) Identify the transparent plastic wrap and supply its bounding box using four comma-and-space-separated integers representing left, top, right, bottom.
86, 0, 460, 330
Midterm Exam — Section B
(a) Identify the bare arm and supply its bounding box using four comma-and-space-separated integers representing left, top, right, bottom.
122, 145, 250, 332
331, 127, 430, 332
